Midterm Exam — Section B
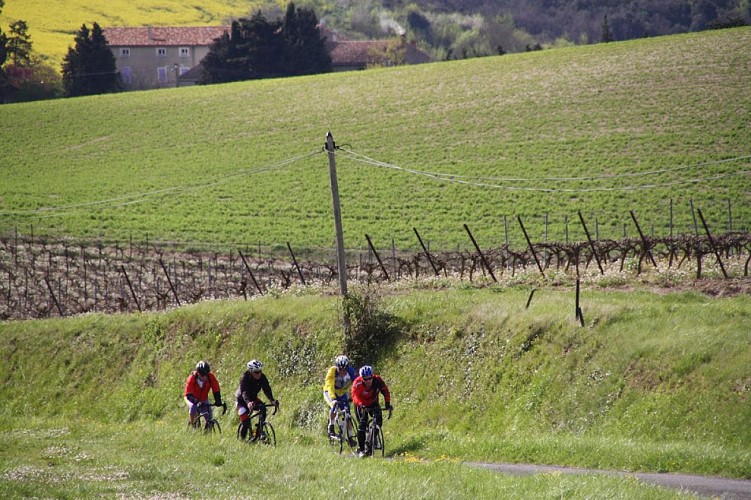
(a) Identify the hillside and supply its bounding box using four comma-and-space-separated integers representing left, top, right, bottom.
1, 28, 749, 253
2, 0, 748, 67
1, 286, 749, 496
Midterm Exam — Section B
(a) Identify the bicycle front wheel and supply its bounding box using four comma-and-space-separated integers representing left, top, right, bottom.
344, 416, 357, 454
208, 420, 221, 434
261, 421, 276, 446
372, 425, 385, 457
330, 419, 344, 454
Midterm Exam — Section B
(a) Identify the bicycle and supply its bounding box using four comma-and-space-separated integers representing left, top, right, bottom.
189, 401, 227, 434
237, 403, 278, 446
359, 405, 392, 457
328, 400, 357, 455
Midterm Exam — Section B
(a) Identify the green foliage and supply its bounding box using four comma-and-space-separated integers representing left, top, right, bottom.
341, 286, 402, 366
200, 3, 331, 84
281, 2, 332, 76
6, 20, 31, 65
61, 22, 121, 97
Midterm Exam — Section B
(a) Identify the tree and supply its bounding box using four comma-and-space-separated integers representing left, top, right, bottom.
199, 31, 236, 84
61, 22, 121, 97
238, 11, 284, 79
0, 0, 8, 103
4, 54, 62, 101
281, 2, 331, 76
200, 2, 330, 85
600, 15, 614, 42
7, 20, 32, 65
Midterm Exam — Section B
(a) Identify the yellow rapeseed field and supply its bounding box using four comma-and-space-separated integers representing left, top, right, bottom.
1, 0, 268, 67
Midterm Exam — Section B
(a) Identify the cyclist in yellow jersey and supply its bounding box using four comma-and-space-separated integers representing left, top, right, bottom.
323, 355, 357, 443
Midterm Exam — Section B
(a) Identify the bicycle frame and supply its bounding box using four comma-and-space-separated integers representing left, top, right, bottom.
360, 406, 392, 457
330, 401, 357, 454
193, 401, 227, 433
237, 403, 278, 445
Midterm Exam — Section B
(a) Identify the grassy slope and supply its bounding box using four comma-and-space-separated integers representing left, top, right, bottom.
1, 28, 750, 251
1, 287, 749, 483
0, 0, 262, 66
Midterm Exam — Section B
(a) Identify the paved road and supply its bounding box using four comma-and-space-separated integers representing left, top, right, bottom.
466, 462, 751, 499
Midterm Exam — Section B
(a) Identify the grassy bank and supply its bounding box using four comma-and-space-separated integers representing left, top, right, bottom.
1, 285, 749, 497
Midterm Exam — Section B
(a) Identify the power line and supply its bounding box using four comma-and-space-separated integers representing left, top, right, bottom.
337, 149, 751, 192
1, 149, 322, 218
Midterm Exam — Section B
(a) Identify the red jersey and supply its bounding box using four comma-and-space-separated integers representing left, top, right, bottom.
184, 371, 220, 401
351, 374, 390, 407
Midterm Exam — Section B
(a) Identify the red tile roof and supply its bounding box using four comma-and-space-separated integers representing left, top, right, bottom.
329, 40, 390, 65
103, 26, 228, 47
328, 40, 431, 66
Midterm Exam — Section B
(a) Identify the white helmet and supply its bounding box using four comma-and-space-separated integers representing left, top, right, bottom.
335, 355, 349, 369
247, 359, 263, 372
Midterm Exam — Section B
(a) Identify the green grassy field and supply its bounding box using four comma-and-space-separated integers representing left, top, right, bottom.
0, 0, 265, 66
1, 286, 748, 497
1, 28, 750, 253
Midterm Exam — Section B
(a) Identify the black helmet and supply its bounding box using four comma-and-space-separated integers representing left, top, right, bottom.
196, 360, 210, 376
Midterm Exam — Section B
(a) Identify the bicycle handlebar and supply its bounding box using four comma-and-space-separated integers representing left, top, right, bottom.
196, 401, 227, 416
250, 402, 279, 416
358, 405, 393, 419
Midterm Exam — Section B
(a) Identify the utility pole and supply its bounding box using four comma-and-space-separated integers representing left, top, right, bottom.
326, 132, 348, 297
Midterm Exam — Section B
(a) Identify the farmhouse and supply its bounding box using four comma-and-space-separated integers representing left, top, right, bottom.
103, 26, 227, 89
104, 26, 431, 90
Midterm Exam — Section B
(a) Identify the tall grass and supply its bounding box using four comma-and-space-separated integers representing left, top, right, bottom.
1, 286, 749, 492
0, 420, 693, 498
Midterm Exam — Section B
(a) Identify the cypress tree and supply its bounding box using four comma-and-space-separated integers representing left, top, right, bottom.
7, 20, 32, 65
282, 3, 331, 76
62, 22, 121, 97
0, 1, 8, 103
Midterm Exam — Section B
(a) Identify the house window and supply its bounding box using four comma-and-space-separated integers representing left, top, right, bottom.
157, 67, 168, 84
156, 47, 167, 57
179, 47, 190, 57
120, 48, 130, 57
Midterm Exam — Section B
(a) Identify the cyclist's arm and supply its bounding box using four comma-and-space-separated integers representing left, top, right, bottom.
322, 366, 337, 397
261, 375, 275, 403
184, 374, 199, 403
351, 378, 366, 407
377, 376, 391, 406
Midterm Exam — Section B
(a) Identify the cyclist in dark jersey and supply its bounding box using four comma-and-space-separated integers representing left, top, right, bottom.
236, 359, 279, 440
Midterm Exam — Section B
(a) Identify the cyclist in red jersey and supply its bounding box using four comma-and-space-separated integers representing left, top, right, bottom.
351, 365, 392, 457
184, 360, 222, 426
